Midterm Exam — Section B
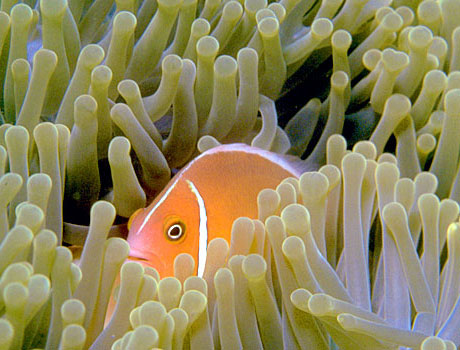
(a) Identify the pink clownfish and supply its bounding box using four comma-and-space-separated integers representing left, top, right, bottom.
127, 143, 308, 278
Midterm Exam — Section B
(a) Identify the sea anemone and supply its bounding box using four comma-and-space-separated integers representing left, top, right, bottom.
0, 0, 459, 349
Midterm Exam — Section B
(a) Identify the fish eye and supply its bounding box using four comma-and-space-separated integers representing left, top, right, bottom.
166, 221, 185, 241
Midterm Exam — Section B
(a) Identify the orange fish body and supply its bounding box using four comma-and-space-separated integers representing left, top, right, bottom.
127, 144, 305, 277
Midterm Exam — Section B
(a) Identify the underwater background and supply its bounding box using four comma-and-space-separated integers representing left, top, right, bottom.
0, 0, 459, 349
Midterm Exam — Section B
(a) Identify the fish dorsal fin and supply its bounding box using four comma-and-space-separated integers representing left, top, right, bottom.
200, 143, 317, 178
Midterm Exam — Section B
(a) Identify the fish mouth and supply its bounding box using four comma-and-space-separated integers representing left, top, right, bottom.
127, 255, 150, 262
127, 249, 166, 274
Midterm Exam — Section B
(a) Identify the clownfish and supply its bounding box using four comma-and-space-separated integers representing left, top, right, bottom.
127, 143, 309, 278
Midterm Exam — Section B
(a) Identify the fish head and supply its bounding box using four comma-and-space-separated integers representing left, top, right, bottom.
126, 176, 205, 278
